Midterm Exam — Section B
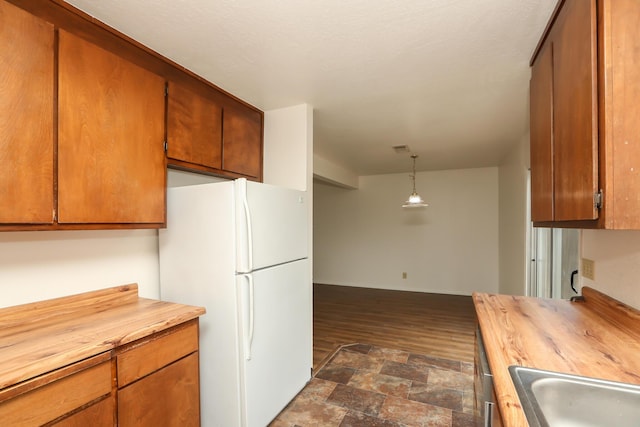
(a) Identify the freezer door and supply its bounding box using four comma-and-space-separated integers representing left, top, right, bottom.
237, 259, 311, 427
236, 178, 308, 273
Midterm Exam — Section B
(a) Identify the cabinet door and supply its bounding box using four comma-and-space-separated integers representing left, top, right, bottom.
58, 30, 165, 224
530, 43, 554, 222
552, 0, 598, 221
167, 83, 222, 169
118, 352, 200, 427
223, 103, 262, 179
0, 0, 54, 224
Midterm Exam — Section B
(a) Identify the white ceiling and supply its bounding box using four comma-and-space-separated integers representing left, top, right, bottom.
65, 0, 556, 176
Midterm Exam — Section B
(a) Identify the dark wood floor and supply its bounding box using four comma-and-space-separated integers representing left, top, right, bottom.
313, 284, 477, 370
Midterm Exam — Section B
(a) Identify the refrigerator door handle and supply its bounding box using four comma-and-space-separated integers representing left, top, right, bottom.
241, 274, 255, 361
248, 273, 255, 359
242, 189, 254, 272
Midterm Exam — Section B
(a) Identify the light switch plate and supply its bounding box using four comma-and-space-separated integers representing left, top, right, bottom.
582, 258, 595, 280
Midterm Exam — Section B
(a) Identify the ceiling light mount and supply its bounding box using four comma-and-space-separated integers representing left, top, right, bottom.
402, 154, 428, 208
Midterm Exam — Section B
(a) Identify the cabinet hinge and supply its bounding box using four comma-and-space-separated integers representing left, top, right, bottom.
163, 140, 168, 152
594, 190, 603, 210
53, 208, 57, 222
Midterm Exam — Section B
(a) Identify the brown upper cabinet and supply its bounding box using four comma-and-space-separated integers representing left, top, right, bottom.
0, 1, 55, 225
166, 83, 263, 180
222, 102, 263, 179
58, 30, 166, 224
167, 82, 223, 170
530, 0, 640, 229
1, 0, 264, 231
530, 0, 598, 224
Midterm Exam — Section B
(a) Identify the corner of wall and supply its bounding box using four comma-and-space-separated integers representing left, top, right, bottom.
313, 154, 359, 189
497, 135, 530, 296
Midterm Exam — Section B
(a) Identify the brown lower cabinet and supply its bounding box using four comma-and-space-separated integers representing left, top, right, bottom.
0, 321, 201, 426
0, 285, 204, 426
118, 353, 200, 426
0, 357, 113, 426
117, 320, 201, 426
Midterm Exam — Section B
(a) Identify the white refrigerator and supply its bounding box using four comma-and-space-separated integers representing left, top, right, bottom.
159, 178, 312, 427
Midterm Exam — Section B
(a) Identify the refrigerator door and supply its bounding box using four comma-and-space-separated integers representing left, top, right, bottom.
235, 178, 308, 273
237, 259, 311, 427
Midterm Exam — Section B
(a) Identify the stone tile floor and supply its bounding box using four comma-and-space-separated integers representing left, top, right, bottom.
270, 344, 479, 427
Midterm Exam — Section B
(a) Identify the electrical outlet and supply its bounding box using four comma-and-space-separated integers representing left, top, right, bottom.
402, 272, 407, 279
582, 258, 595, 280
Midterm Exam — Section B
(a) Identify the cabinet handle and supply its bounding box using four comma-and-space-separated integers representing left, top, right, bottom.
242, 183, 253, 272
484, 401, 493, 427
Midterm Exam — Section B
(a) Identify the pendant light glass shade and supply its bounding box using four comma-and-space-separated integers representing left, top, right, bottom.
402, 154, 428, 208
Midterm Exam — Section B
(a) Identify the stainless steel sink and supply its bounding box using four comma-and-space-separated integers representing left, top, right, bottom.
509, 365, 640, 427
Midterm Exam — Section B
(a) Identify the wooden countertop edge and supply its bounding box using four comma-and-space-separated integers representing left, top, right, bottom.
473, 293, 527, 426
473, 289, 640, 427
0, 284, 205, 391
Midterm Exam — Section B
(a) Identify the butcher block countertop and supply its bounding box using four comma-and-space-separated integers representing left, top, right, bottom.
473, 287, 640, 427
0, 283, 205, 393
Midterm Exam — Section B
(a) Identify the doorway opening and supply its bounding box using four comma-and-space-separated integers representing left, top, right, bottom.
526, 171, 580, 299
528, 227, 580, 299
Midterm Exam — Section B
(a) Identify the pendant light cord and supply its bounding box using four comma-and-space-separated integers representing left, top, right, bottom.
410, 154, 418, 193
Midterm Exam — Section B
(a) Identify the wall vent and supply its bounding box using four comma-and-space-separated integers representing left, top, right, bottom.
392, 145, 410, 153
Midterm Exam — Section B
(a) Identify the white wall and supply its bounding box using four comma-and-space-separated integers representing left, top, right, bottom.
498, 134, 530, 295
0, 229, 159, 308
581, 230, 640, 310
313, 167, 499, 295
264, 104, 313, 191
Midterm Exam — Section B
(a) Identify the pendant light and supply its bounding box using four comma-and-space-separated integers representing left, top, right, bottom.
402, 154, 428, 208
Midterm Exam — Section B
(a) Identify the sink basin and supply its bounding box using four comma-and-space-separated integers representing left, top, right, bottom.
509, 365, 640, 427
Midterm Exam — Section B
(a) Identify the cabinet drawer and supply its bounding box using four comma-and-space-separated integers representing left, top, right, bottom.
117, 320, 199, 387
0, 361, 111, 426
